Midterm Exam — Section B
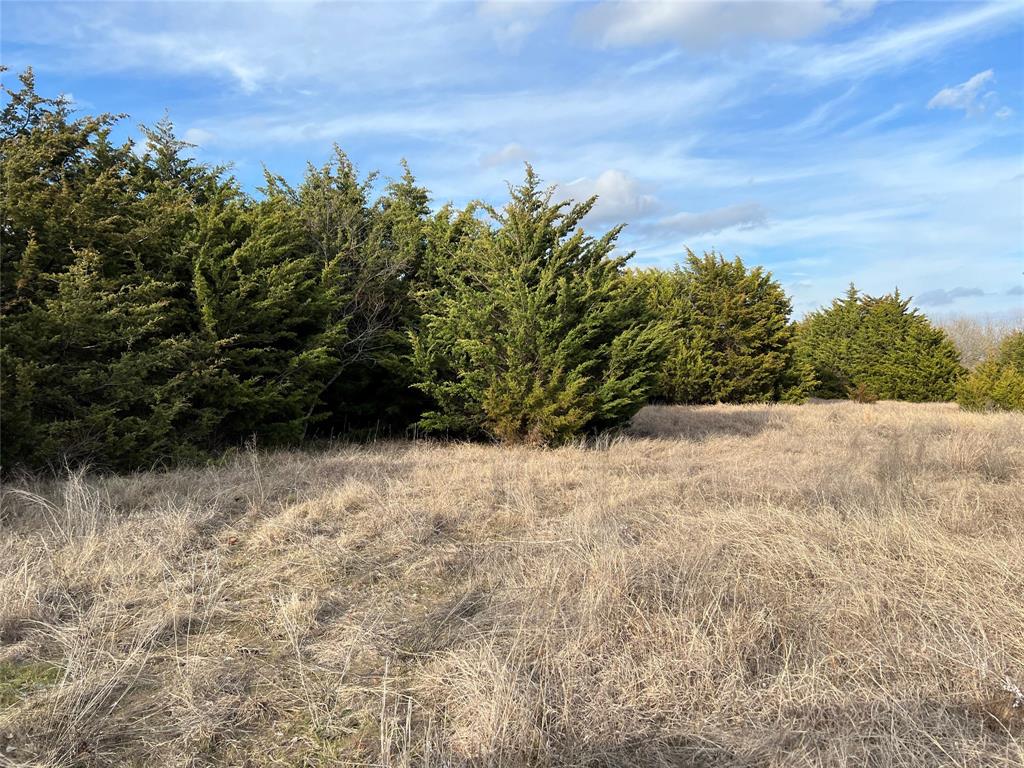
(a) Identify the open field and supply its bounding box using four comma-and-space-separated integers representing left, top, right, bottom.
1, 401, 1022, 767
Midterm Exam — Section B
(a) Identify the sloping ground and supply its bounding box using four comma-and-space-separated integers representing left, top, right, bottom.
1, 401, 1022, 767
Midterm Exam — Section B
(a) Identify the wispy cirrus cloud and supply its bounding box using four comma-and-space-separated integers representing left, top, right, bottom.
3, 0, 1020, 318
7, 1, 502, 93
577, 0, 874, 50
769, 2, 1019, 82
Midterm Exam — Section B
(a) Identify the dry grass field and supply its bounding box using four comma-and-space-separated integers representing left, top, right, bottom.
1, 401, 1022, 767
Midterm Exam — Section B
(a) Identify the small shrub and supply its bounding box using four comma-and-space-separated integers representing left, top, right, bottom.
956, 331, 1024, 411
847, 382, 878, 404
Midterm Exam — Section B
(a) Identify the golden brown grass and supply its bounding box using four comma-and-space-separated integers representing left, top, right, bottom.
1, 401, 1022, 767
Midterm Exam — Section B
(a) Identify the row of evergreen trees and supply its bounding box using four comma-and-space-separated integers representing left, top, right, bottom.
0, 70, 1001, 472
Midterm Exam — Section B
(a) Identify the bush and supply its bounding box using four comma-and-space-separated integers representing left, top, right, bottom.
410, 167, 670, 444
795, 286, 965, 402
956, 331, 1024, 411
847, 382, 879, 404
627, 252, 813, 404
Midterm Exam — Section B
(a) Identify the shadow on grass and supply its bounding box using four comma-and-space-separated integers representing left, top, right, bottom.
628, 405, 788, 442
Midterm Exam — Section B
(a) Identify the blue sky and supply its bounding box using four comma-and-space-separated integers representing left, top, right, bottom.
3, 0, 1023, 317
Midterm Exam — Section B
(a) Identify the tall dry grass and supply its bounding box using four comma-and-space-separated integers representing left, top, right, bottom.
1, 401, 1022, 767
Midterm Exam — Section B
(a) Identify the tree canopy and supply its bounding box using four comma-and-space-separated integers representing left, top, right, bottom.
628, 252, 813, 405
795, 286, 965, 402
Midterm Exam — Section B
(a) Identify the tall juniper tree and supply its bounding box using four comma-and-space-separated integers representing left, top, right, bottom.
1, 69, 214, 468
628, 252, 812, 404
0, 72, 425, 469
410, 166, 670, 444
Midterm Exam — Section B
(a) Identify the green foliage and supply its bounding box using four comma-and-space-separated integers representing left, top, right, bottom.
410, 167, 670, 444
307, 158, 433, 435
795, 285, 965, 402
0, 71, 424, 470
4, 69, 988, 471
0, 661, 61, 707
2, 70, 211, 468
956, 331, 1024, 411
627, 252, 813, 404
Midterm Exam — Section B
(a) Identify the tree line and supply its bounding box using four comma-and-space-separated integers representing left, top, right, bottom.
1, 70, 1020, 472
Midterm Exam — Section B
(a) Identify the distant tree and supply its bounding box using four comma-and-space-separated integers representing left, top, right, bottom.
628, 252, 813, 404
410, 166, 670, 444
936, 312, 1024, 369
956, 331, 1024, 411
795, 286, 965, 402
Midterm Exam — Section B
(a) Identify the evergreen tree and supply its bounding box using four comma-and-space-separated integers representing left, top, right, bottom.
2, 71, 438, 470
1, 70, 210, 468
309, 158, 433, 434
792, 284, 861, 398
410, 167, 669, 444
795, 286, 965, 402
628, 252, 812, 404
186, 179, 345, 444
1, 75, 361, 467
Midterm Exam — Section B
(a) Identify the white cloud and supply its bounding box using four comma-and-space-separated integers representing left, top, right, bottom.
577, 0, 874, 49
559, 170, 659, 224
183, 127, 217, 146
477, 1, 555, 52
479, 142, 530, 168
774, 4, 1017, 83
928, 69, 995, 113
995, 106, 1014, 120
186, 73, 733, 148
10, 2, 496, 94
659, 202, 768, 235
624, 49, 681, 77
